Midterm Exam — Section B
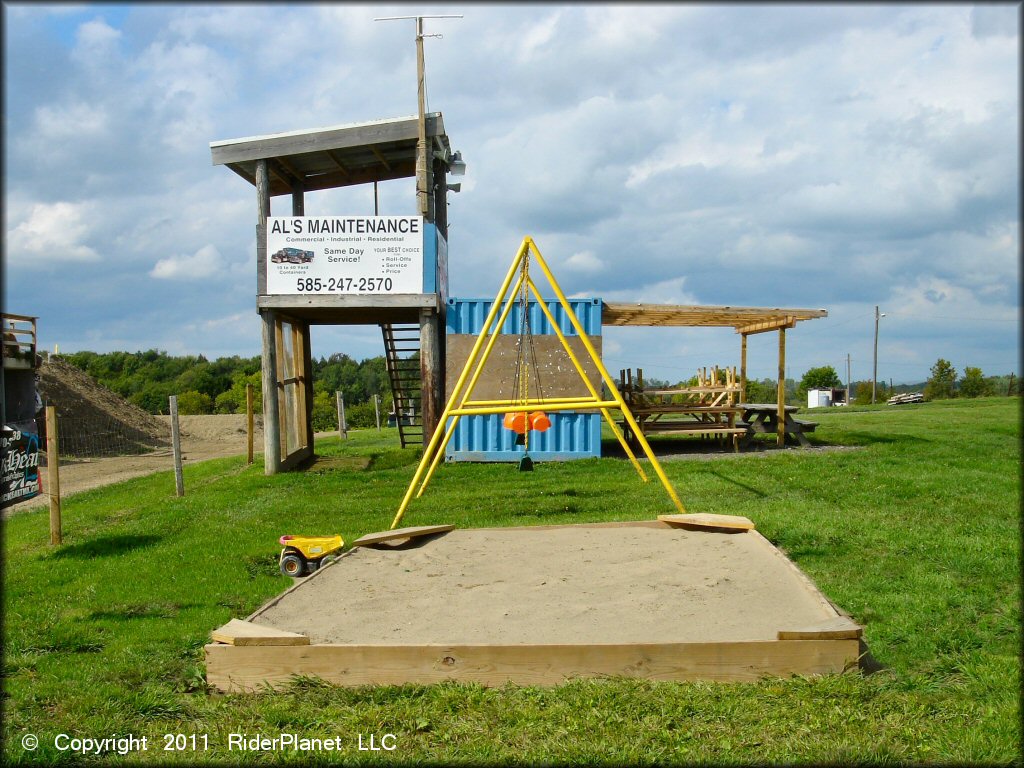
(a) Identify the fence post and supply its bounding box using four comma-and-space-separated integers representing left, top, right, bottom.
45, 405, 61, 546
169, 396, 184, 497
246, 384, 254, 464
374, 394, 381, 431
336, 391, 348, 440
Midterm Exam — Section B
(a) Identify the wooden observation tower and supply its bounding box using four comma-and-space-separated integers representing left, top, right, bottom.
210, 113, 460, 473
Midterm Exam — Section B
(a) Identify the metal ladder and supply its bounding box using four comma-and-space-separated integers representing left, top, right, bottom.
381, 323, 423, 447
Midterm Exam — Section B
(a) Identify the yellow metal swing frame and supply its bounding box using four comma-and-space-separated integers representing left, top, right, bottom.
390, 236, 685, 529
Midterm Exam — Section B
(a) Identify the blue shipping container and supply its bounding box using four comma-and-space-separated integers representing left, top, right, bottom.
445, 296, 603, 462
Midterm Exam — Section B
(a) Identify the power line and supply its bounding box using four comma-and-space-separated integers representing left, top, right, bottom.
884, 310, 1018, 323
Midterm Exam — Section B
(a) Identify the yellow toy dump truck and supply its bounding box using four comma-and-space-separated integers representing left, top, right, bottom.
278, 534, 344, 577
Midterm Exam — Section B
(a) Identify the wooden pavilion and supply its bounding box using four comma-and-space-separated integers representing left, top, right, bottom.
601, 302, 828, 446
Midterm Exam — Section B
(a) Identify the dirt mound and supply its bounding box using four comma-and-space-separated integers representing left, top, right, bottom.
37, 357, 169, 455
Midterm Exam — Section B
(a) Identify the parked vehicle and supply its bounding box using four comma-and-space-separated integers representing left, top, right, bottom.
272, 247, 314, 264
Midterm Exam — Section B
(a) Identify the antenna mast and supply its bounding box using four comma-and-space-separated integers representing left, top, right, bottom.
375, 15, 462, 220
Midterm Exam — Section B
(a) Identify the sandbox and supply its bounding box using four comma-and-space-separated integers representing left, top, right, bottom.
205, 520, 862, 691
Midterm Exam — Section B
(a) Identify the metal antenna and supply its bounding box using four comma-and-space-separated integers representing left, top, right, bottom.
375, 15, 463, 220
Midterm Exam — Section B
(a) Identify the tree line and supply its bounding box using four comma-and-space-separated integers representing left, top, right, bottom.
60, 350, 396, 430
59, 351, 1015, 433
638, 361, 1016, 406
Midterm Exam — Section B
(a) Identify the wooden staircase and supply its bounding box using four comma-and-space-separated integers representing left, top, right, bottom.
381, 323, 423, 448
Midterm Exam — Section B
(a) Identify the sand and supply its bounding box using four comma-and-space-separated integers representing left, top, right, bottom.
251, 525, 836, 645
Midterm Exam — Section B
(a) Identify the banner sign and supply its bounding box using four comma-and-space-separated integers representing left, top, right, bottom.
1, 426, 41, 509
266, 216, 423, 295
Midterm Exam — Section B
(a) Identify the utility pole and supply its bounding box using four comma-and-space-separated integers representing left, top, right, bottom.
415, 15, 428, 219
846, 353, 851, 405
375, 13, 462, 446
374, 14, 462, 220
872, 306, 885, 404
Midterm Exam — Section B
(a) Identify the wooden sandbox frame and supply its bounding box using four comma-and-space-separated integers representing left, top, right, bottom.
205, 519, 862, 692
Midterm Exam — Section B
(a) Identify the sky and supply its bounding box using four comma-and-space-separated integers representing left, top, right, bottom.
3, 2, 1020, 386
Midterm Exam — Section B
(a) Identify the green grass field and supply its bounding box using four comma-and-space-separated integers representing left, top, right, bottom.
3, 397, 1020, 764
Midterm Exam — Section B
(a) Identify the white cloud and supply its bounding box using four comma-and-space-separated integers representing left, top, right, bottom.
151, 244, 223, 280
518, 11, 563, 63
886, 275, 1019, 326
722, 232, 818, 268
583, 5, 691, 48
599, 276, 700, 305
71, 17, 122, 61
32, 101, 109, 142
6, 201, 98, 263
135, 39, 237, 153
563, 250, 605, 274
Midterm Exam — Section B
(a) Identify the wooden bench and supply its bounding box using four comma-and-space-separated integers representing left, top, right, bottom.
631, 405, 739, 416
738, 405, 818, 448
791, 418, 818, 433
631, 421, 748, 436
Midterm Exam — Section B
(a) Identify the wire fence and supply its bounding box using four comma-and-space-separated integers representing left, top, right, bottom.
29, 415, 172, 459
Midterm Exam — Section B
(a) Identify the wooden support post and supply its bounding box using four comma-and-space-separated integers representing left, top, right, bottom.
374, 394, 381, 431
777, 328, 786, 448
256, 158, 271, 220
289, 322, 305, 451
246, 384, 254, 465
300, 322, 314, 451
275, 318, 288, 458
255, 158, 281, 475
261, 310, 281, 475
336, 391, 348, 440
255, 158, 270, 295
740, 333, 748, 404
169, 395, 184, 496
420, 307, 440, 444
45, 405, 61, 546
291, 180, 304, 217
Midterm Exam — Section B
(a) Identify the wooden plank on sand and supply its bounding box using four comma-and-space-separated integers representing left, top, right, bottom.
777, 615, 862, 640
211, 619, 310, 646
351, 524, 455, 548
658, 513, 755, 531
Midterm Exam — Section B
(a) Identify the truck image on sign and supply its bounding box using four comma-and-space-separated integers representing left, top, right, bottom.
271, 247, 315, 264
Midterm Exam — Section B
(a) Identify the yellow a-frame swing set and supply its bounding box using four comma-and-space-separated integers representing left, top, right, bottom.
390, 236, 686, 530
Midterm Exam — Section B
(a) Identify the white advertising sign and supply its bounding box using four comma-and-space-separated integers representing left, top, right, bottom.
265, 216, 423, 295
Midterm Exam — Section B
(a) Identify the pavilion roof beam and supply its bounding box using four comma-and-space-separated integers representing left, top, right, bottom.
266, 161, 417, 197
370, 146, 393, 172
226, 164, 256, 186
325, 149, 352, 179
735, 317, 797, 335
268, 158, 301, 189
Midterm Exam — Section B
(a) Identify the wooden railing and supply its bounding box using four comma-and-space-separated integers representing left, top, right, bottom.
2, 313, 37, 368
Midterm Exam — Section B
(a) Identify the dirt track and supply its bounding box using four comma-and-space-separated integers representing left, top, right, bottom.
3, 415, 263, 517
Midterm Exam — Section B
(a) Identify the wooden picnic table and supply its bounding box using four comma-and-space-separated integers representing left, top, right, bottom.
618, 367, 746, 452
737, 403, 817, 448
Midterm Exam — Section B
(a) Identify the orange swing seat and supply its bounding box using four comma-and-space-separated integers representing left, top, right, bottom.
503, 410, 551, 434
